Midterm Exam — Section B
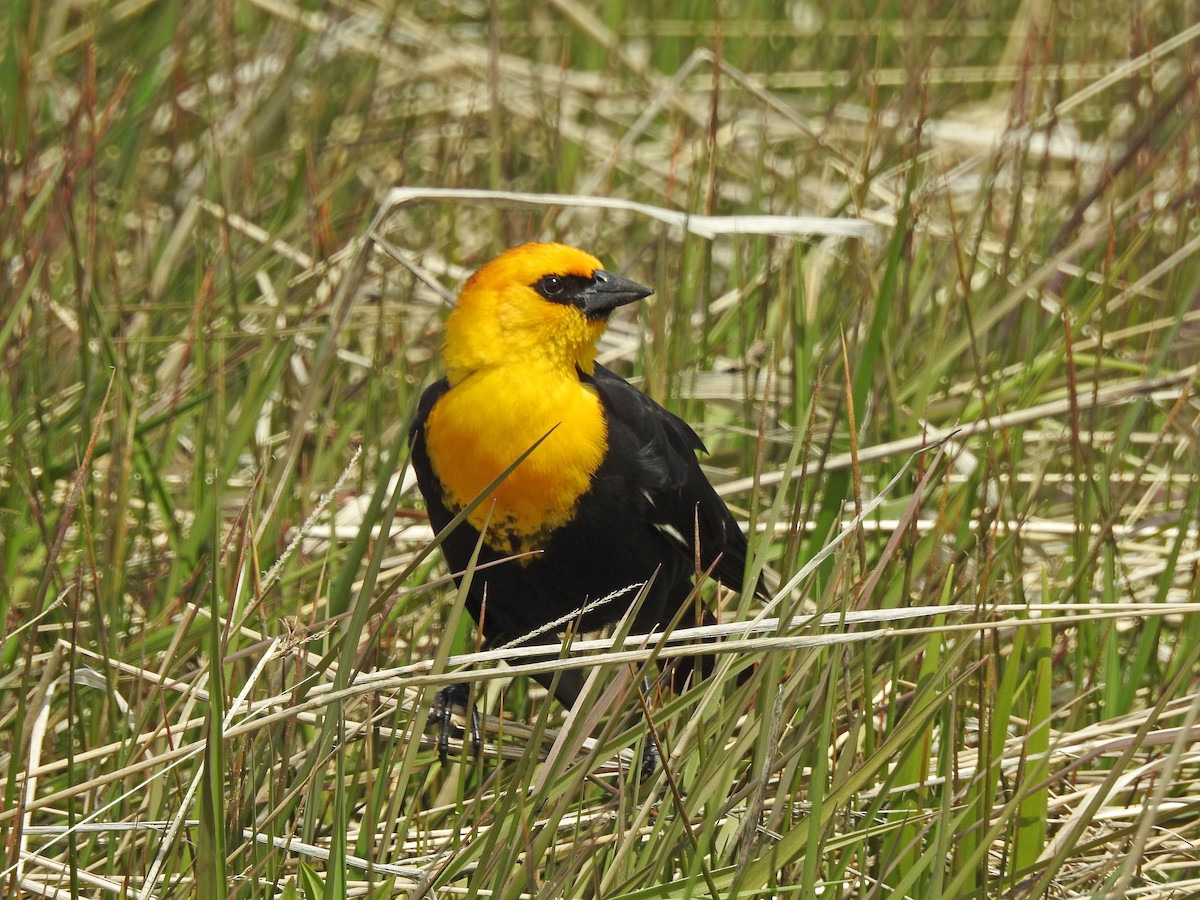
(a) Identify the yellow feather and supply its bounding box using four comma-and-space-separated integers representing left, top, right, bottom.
424, 243, 614, 552
425, 364, 606, 552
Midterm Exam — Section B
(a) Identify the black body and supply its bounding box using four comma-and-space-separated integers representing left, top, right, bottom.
409, 363, 758, 707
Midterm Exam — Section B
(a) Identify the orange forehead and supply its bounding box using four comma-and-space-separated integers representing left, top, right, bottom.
463, 242, 604, 296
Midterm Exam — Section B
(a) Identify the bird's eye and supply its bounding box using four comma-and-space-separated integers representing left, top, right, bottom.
539, 275, 564, 297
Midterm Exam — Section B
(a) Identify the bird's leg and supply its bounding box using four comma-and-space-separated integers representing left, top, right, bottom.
432, 682, 481, 764
639, 732, 660, 779
638, 677, 660, 779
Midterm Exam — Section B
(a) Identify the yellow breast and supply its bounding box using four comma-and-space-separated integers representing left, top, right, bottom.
423, 365, 608, 554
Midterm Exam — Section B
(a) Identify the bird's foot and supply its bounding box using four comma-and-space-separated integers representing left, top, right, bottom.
432, 683, 481, 764
638, 732, 660, 780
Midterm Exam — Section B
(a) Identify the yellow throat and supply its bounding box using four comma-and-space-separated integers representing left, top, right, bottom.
423, 242, 650, 555
425, 363, 607, 554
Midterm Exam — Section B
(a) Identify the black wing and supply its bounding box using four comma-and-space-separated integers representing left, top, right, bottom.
408, 377, 453, 533
587, 364, 759, 595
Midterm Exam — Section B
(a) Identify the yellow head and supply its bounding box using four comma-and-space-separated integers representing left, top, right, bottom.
442, 242, 653, 384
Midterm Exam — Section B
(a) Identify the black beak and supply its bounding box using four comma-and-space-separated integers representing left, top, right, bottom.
581, 270, 654, 319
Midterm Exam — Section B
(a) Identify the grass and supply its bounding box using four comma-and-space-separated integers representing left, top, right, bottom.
3, 1, 1200, 897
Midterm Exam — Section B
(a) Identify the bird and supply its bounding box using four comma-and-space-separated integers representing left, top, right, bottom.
408, 241, 761, 757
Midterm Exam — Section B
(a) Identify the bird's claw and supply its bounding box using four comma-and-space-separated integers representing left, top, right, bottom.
432, 683, 481, 764
638, 733, 660, 780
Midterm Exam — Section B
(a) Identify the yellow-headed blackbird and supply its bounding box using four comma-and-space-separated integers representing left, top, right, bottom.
409, 242, 758, 745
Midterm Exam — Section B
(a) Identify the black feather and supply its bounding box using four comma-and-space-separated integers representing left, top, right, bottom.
408, 364, 762, 708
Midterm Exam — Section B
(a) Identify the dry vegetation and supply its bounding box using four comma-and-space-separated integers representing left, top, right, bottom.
2, 1, 1200, 897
